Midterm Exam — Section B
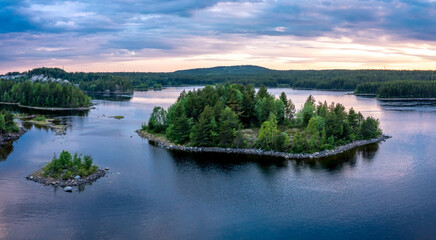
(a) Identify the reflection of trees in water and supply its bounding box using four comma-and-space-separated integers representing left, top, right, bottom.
87, 93, 133, 102
22, 121, 69, 134
168, 143, 381, 175
0, 141, 15, 161
379, 101, 436, 112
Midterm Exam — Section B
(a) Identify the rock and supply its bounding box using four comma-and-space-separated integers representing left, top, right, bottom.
63, 186, 73, 192
75, 175, 81, 180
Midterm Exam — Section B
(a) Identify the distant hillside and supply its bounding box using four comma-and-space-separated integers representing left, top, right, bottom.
174, 65, 272, 75
4, 66, 435, 92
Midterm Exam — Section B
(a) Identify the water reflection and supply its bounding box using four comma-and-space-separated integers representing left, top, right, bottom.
374, 99, 436, 112
0, 141, 15, 161
167, 142, 381, 174
87, 93, 133, 102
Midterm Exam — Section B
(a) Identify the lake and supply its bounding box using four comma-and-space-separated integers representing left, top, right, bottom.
0, 87, 435, 239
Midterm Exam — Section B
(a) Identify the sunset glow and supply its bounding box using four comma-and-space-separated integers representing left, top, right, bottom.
1, 0, 436, 73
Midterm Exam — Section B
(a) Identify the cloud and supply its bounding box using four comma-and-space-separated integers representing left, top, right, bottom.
0, 0, 435, 72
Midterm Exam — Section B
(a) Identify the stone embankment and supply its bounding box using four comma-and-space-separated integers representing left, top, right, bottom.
136, 130, 392, 160
26, 169, 107, 188
0, 127, 27, 145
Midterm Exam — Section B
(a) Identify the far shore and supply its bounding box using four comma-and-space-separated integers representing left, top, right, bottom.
0, 102, 91, 111
136, 130, 391, 160
377, 98, 436, 101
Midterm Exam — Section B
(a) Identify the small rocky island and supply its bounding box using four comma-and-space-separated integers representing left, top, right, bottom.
27, 150, 107, 192
138, 84, 390, 160
16, 114, 68, 135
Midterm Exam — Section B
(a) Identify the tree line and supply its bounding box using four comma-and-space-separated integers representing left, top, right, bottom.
110, 66, 435, 90
22, 68, 133, 93
0, 80, 91, 108
142, 84, 382, 153
356, 80, 436, 98
5, 67, 435, 95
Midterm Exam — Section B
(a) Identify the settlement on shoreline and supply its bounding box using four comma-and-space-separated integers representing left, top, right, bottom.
0, 102, 91, 111
136, 130, 391, 160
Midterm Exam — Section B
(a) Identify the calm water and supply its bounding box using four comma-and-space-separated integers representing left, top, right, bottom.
0, 88, 435, 240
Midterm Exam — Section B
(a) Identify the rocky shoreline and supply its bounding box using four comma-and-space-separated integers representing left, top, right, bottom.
0, 127, 27, 146
26, 169, 107, 189
136, 130, 391, 160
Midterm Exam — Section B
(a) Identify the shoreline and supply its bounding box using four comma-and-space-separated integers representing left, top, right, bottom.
26, 169, 107, 188
0, 102, 91, 111
0, 127, 27, 146
136, 130, 391, 160
377, 98, 436, 101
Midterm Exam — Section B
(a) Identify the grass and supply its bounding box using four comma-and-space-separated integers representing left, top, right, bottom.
32, 115, 47, 122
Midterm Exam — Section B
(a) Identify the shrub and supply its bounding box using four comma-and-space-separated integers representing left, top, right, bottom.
33, 116, 46, 122
42, 151, 97, 179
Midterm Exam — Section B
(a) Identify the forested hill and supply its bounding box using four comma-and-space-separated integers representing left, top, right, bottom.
174, 65, 272, 75
3, 66, 435, 95
110, 66, 434, 91
3, 68, 133, 93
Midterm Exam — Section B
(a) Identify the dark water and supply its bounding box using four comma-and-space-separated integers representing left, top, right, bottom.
0, 88, 435, 240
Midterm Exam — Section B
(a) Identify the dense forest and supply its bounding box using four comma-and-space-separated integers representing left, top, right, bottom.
356, 80, 436, 98
110, 66, 435, 90
4, 66, 435, 97
2, 68, 133, 93
0, 80, 91, 108
141, 84, 382, 153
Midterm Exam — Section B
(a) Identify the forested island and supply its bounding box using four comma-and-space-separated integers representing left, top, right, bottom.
27, 150, 107, 191
0, 79, 91, 109
138, 84, 388, 158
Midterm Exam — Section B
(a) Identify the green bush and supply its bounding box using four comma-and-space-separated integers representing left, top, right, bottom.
42, 150, 98, 179
33, 116, 46, 122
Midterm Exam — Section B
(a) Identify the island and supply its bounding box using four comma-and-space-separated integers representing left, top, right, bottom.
16, 114, 68, 135
137, 84, 390, 159
27, 150, 107, 192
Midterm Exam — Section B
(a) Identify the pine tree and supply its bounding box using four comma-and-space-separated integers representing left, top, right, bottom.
166, 103, 192, 144
218, 107, 241, 147
190, 106, 218, 147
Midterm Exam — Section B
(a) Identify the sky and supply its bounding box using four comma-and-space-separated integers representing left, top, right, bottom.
1, 0, 436, 73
